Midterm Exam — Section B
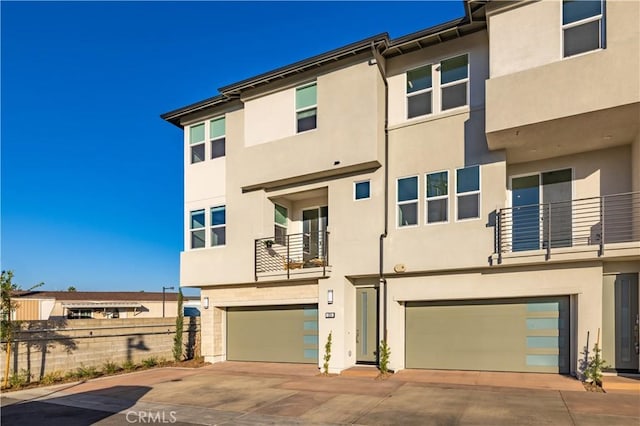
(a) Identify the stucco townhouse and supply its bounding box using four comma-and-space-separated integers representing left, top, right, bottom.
162, 0, 640, 377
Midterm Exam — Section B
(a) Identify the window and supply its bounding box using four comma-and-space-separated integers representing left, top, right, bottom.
563, 0, 604, 57
406, 65, 432, 118
189, 124, 205, 164
397, 176, 418, 227
210, 205, 226, 246
440, 54, 469, 111
354, 180, 371, 200
274, 204, 288, 245
190, 209, 206, 249
210, 117, 225, 159
426, 171, 448, 223
456, 166, 480, 220
67, 309, 92, 319
296, 82, 317, 132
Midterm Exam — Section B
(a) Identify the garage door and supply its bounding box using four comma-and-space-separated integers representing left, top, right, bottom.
406, 297, 569, 373
227, 304, 318, 364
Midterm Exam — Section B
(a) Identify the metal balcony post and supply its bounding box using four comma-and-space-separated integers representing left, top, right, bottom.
254, 239, 258, 281
323, 231, 328, 277
286, 234, 290, 279
496, 209, 502, 265
599, 196, 605, 256
546, 204, 551, 261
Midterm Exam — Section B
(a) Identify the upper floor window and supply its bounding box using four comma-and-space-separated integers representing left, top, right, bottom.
296, 82, 317, 133
274, 204, 288, 245
397, 176, 418, 227
210, 205, 226, 246
189, 124, 205, 164
210, 117, 226, 159
563, 0, 604, 57
426, 171, 448, 224
456, 165, 480, 220
190, 209, 206, 248
406, 54, 468, 119
354, 180, 371, 200
440, 54, 469, 111
406, 65, 432, 118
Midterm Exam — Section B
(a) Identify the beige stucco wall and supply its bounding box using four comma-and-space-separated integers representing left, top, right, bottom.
486, 0, 640, 134
386, 263, 604, 375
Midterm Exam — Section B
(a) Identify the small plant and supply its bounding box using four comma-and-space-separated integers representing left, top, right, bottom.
76, 364, 99, 379
8, 369, 30, 388
102, 361, 120, 375
378, 340, 391, 375
584, 341, 608, 386
40, 371, 63, 385
142, 357, 158, 368
173, 289, 184, 362
322, 331, 332, 374
264, 240, 274, 248
122, 360, 136, 372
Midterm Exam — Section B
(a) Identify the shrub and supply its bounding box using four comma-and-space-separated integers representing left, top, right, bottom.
173, 289, 184, 361
40, 371, 63, 385
122, 360, 136, 372
584, 341, 608, 386
8, 369, 30, 388
76, 364, 99, 379
323, 331, 332, 374
102, 361, 120, 375
379, 340, 391, 375
141, 357, 158, 368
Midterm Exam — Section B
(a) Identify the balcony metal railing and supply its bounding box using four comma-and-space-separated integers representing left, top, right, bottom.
255, 231, 329, 280
496, 192, 640, 262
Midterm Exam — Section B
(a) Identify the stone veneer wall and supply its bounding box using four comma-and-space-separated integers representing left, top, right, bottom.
0, 317, 200, 381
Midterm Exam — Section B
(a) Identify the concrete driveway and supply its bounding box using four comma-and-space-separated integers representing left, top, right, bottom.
2, 362, 639, 425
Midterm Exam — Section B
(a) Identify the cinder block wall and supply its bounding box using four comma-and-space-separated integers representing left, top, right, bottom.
0, 317, 200, 381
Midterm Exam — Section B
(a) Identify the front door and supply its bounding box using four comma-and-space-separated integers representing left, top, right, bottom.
356, 287, 378, 364
615, 274, 639, 371
302, 207, 328, 263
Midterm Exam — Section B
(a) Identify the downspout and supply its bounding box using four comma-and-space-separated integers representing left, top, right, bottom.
371, 42, 389, 357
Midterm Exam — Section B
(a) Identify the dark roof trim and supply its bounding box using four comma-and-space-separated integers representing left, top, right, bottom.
160, 0, 488, 128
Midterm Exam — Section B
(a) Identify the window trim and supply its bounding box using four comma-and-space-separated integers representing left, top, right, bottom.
561, 0, 605, 58
455, 165, 481, 222
190, 209, 207, 249
425, 170, 449, 225
406, 64, 433, 119
210, 205, 226, 247
396, 175, 419, 228
354, 179, 371, 201
209, 116, 226, 160
439, 53, 470, 112
295, 81, 317, 133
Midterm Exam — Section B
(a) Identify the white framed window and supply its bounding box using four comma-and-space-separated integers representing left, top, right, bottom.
440, 54, 469, 111
296, 82, 317, 133
274, 204, 288, 245
456, 165, 480, 220
354, 180, 371, 200
397, 176, 419, 227
210, 116, 225, 159
426, 171, 448, 224
406, 65, 432, 119
190, 209, 206, 248
562, 0, 604, 58
210, 205, 226, 247
189, 123, 205, 164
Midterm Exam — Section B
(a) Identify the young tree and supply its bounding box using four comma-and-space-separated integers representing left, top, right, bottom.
1, 271, 43, 387
173, 289, 184, 362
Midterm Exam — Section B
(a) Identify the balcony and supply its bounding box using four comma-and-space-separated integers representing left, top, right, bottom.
255, 231, 330, 281
494, 192, 640, 264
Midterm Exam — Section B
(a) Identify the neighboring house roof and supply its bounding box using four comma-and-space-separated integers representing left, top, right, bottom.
61, 302, 143, 309
13, 291, 183, 302
160, 0, 488, 127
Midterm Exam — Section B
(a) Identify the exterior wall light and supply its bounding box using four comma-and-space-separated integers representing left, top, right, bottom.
327, 289, 334, 305
203, 296, 209, 309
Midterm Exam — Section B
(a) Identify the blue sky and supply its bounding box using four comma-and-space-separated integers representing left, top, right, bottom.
1, 1, 463, 293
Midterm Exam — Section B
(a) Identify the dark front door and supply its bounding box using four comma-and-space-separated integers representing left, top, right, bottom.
615, 274, 639, 371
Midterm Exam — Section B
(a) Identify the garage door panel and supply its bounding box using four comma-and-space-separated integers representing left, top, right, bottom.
406, 297, 569, 373
227, 305, 318, 364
